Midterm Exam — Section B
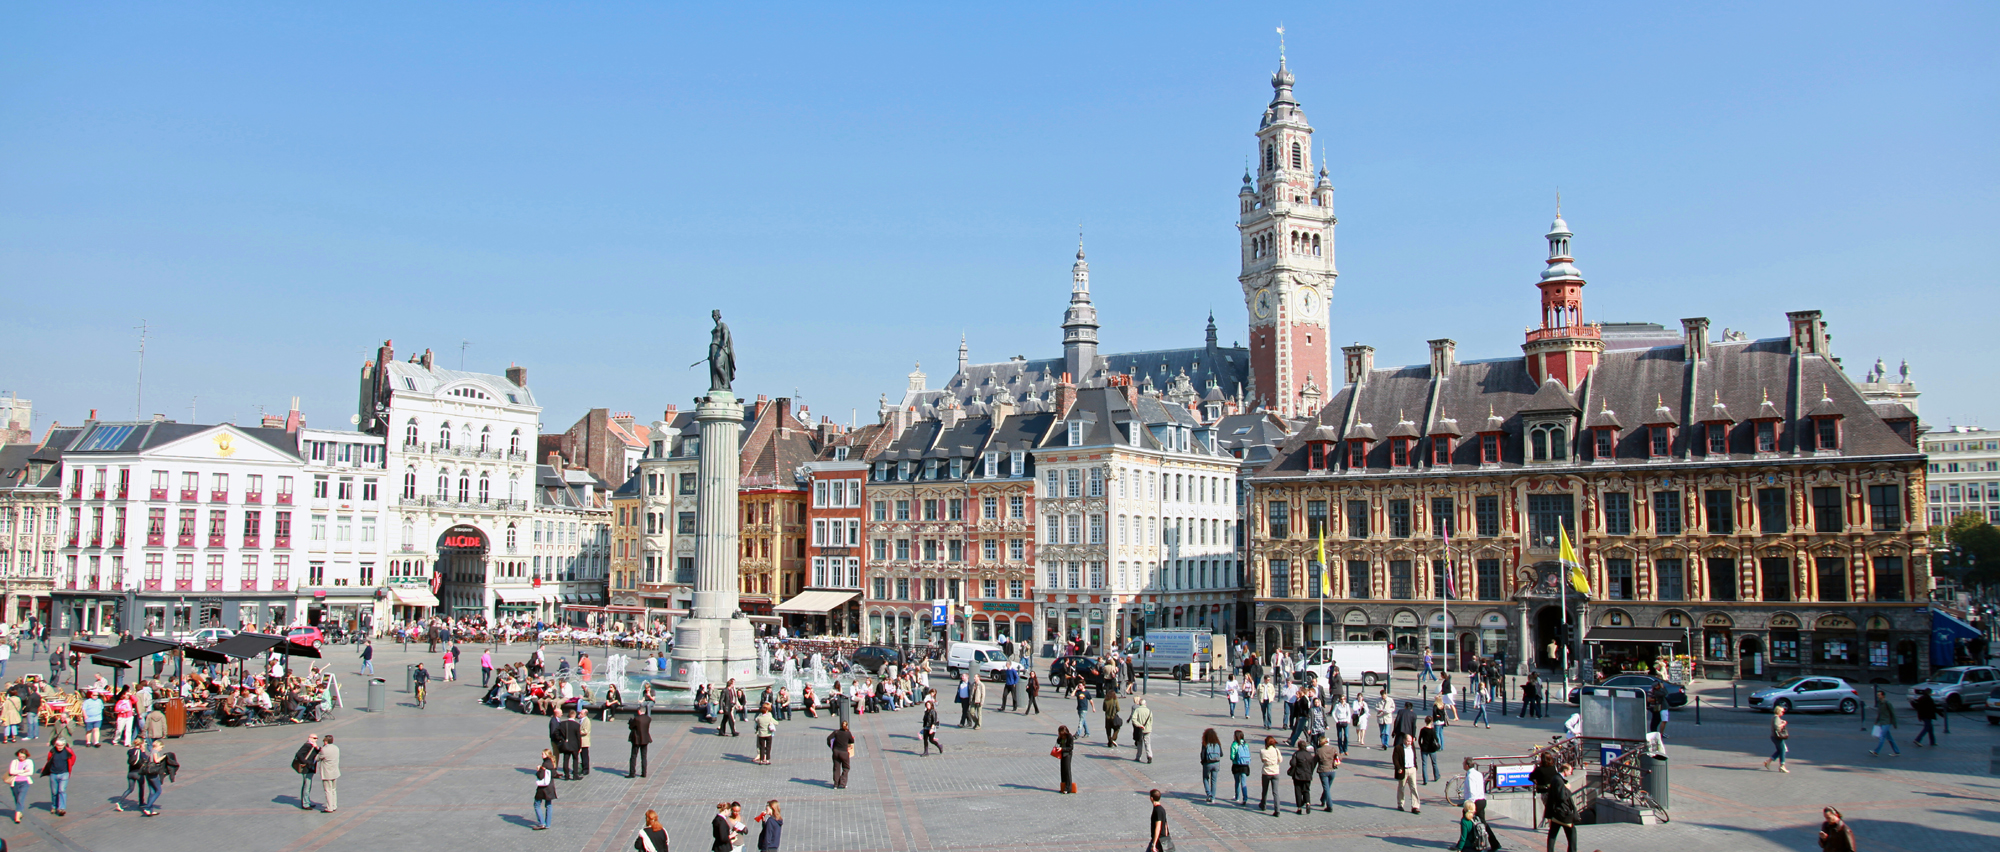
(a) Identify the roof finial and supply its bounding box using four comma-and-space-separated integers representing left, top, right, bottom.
1555, 189, 1562, 219
1277, 23, 1286, 68
1761, 387, 1771, 404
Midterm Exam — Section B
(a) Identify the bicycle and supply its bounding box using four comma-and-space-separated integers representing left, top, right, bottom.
415, 683, 428, 709
1443, 776, 1466, 806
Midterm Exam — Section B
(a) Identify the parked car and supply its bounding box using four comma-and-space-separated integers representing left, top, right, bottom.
946, 642, 1016, 681
849, 645, 905, 675
1907, 666, 1999, 711
1748, 676, 1861, 714
1049, 655, 1110, 690
180, 627, 237, 645
1567, 674, 1689, 707
284, 626, 326, 649
1984, 688, 2000, 726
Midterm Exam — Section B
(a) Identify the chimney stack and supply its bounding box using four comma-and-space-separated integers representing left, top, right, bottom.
506, 364, 528, 387
420, 349, 434, 370
1786, 310, 1828, 356
1055, 373, 1078, 417
661, 404, 678, 421
1427, 339, 1457, 377
1681, 317, 1711, 361
1341, 345, 1376, 385
776, 397, 793, 434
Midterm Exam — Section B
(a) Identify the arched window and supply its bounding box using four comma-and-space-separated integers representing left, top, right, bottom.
1531, 428, 1549, 461
1263, 144, 1275, 172
1291, 142, 1303, 169
459, 425, 471, 450
438, 422, 451, 448
404, 420, 419, 447
509, 476, 519, 502
506, 523, 517, 552
509, 430, 521, 456
479, 427, 491, 453
478, 474, 491, 503
401, 472, 416, 500
436, 471, 449, 500
1550, 427, 1567, 459
1312, 234, 1322, 256
457, 474, 470, 503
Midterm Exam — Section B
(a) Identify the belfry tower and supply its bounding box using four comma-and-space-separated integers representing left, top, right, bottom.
1238, 47, 1337, 418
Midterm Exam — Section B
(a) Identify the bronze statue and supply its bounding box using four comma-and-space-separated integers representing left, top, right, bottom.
700, 309, 734, 393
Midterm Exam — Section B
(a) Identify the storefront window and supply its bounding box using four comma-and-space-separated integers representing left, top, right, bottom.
1867, 639, 1889, 667
1817, 636, 1852, 664
1704, 628, 1731, 660
1770, 630, 1799, 662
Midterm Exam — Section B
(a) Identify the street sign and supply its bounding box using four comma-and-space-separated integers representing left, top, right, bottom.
931, 600, 949, 626
1492, 764, 1534, 788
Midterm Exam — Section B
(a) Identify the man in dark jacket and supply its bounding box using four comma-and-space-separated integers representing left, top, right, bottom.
717, 679, 740, 737
628, 706, 653, 777
557, 709, 583, 779
827, 722, 855, 789
291, 733, 322, 810
1912, 689, 1940, 746
1287, 742, 1317, 815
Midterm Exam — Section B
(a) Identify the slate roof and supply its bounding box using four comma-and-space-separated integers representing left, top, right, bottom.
0, 444, 35, 490
1040, 386, 1213, 453
739, 400, 820, 488
1259, 331, 1919, 478
54, 421, 301, 459
382, 360, 537, 408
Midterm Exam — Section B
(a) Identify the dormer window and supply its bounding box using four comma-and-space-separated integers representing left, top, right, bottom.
1706, 423, 1729, 455
898, 461, 914, 481
1347, 440, 1368, 469
1307, 441, 1333, 471
834, 447, 849, 461
949, 458, 964, 479
983, 451, 999, 478
874, 462, 889, 481
1067, 421, 1084, 446
1389, 438, 1412, 468
1594, 428, 1615, 460
923, 459, 939, 480
1813, 417, 1841, 451
1529, 424, 1567, 462
1431, 436, 1453, 466
1009, 450, 1025, 476
1649, 426, 1672, 458
1755, 422, 1777, 453
1479, 434, 1500, 464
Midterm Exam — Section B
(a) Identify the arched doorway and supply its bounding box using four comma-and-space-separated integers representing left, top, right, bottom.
436, 524, 490, 620
1895, 639, 1919, 684
1739, 635, 1766, 680
1458, 631, 1477, 671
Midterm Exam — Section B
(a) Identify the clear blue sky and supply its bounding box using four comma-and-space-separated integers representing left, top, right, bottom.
4, 3, 1995, 436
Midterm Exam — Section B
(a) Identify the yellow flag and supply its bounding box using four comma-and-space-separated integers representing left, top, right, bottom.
1317, 531, 1331, 597
1559, 525, 1590, 594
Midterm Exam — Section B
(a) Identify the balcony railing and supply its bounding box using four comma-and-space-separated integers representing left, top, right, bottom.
66, 534, 80, 548
174, 577, 193, 591
112, 535, 125, 547
179, 489, 199, 502
177, 534, 195, 547
144, 578, 161, 591
273, 536, 292, 549
149, 488, 168, 501
92, 487, 105, 499
245, 491, 262, 504
116, 488, 128, 500
206, 578, 224, 591
210, 490, 229, 502
146, 533, 164, 547
276, 492, 293, 505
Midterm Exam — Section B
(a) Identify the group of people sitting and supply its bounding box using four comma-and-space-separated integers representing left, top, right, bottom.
184, 667, 337, 728
482, 661, 648, 719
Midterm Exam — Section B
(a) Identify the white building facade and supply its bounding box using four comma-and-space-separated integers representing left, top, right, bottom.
297, 427, 390, 634
358, 343, 539, 624
1923, 426, 2000, 526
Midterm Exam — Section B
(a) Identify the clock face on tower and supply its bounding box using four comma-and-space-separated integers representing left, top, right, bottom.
1301, 290, 1316, 317
1254, 289, 1273, 319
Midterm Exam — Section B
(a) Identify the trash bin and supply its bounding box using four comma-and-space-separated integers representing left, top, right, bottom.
1639, 752, 1669, 809
163, 697, 187, 737
367, 678, 387, 713
406, 663, 420, 694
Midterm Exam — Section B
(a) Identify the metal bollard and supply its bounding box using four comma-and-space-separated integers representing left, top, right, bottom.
1695, 695, 1701, 725
1732, 683, 1738, 708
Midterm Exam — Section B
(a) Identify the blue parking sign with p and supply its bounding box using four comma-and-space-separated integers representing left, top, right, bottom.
931, 601, 948, 626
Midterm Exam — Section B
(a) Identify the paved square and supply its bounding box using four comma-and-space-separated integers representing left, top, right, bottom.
2, 643, 1995, 852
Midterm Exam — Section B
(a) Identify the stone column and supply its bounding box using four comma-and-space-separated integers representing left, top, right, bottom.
691, 393, 742, 620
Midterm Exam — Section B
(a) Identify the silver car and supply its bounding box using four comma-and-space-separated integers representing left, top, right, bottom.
1748, 676, 1861, 714
1907, 666, 1999, 711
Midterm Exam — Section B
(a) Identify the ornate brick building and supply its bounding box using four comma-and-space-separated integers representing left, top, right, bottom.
1247, 214, 1932, 684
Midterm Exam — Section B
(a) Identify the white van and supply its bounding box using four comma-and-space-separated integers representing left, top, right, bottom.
946, 642, 1013, 681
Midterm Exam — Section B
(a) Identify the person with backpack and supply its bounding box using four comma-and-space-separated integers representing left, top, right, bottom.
1197, 728, 1222, 803
113, 741, 145, 812
1228, 729, 1252, 805
919, 697, 944, 756
292, 733, 322, 810
1449, 800, 1487, 851
140, 741, 177, 816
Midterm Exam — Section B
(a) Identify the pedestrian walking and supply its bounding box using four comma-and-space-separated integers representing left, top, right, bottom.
39, 737, 75, 817
1073, 685, 1092, 738
1449, 800, 1484, 851
360, 641, 374, 675
1198, 728, 1222, 803
480, 649, 493, 687
1024, 671, 1042, 714
531, 749, 557, 830
920, 697, 944, 755
826, 721, 854, 789
754, 703, 777, 764
1471, 682, 1492, 729
1419, 649, 1435, 685
1375, 692, 1393, 750
1532, 753, 1577, 852
1054, 725, 1076, 794
1911, 688, 1940, 746
718, 679, 741, 737
291, 733, 322, 810
1869, 688, 1901, 756
1130, 697, 1155, 763
1314, 734, 1340, 812
1764, 705, 1791, 772
1228, 729, 1252, 804
1000, 663, 1021, 712
558, 709, 584, 779
316, 735, 341, 812
7, 748, 30, 824
628, 705, 653, 777
1817, 805, 1857, 852
137, 741, 171, 816
1391, 731, 1420, 813
1104, 689, 1123, 746
1418, 720, 1441, 784
1225, 675, 1242, 719
113, 742, 144, 812
1461, 757, 1488, 821
1258, 679, 1276, 729
578, 711, 594, 775
967, 675, 986, 730
754, 799, 783, 851
142, 704, 167, 750
1257, 736, 1282, 816
1287, 740, 1316, 815
635, 808, 670, 852
1146, 788, 1172, 852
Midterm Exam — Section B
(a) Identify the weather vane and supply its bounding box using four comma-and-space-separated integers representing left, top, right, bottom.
1277, 24, 1286, 63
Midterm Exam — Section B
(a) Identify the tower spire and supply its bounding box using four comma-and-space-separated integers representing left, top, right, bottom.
1062, 241, 1100, 386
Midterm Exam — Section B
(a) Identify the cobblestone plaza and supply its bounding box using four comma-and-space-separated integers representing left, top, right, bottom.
0, 644, 1994, 852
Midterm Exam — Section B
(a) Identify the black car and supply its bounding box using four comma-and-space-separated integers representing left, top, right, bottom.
1568, 674, 1688, 707
1049, 656, 1110, 690
850, 645, 905, 675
